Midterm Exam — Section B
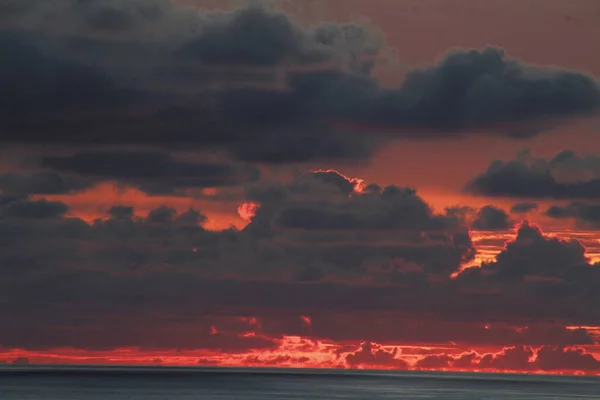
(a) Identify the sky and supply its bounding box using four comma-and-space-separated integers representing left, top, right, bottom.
2, 0, 600, 375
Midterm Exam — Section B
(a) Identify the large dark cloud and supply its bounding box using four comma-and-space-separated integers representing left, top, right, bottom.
510, 202, 538, 214
4, 174, 600, 351
242, 170, 474, 276
0, 2, 599, 164
465, 150, 600, 199
456, 220, 600, 299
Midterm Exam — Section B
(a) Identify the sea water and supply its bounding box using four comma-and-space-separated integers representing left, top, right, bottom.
1, 366, 599, 399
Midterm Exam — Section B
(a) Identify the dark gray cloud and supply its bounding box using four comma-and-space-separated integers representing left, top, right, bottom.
0, 198, 69, 219
470, 205, 512, 230
40, 150, 260, 195
0, 29, 136, 124
274, 185, 458, 231
0, 171, 93, 196
510, 202, 538, 214
0, 3, 598, 164
546, 202, 600, 228
465, 150, 600, 199
457, 220, 592, 284
373, 47, 600, 131
242, 171, 473, 276
444, 204, 513, 230
107, 205, 134, 220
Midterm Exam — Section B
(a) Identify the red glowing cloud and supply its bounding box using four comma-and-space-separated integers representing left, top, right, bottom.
238, 201, 260, 221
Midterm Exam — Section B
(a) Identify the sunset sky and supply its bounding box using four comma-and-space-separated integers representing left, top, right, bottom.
3, 0, 600, 375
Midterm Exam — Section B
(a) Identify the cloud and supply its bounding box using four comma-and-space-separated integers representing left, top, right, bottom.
445, 204, 513, 230
458, 220, 590, 283
11, 357, 30, 365
0, 30, 134, 126
479, 346, 534, 371
107, 205, 135, 220
40, 150, 260, 195
345, 342, 408, 369
470, 205, 512, 230
416, 346, 600, 373
243, 171, 474, 276
274, 186, 457, 231
534, 346, 600, 371
454, 221, 600, 326
546, 202, 600, 228
2, 186, 600, 351
465, 150, 600, 199
510, 202, 538, 214
247, 170, 459, 232
0, 3, 598, 165
0, 198, 69, 219
286, 313, 595, 347
0, 171, 93, 196
375, 47, 600, 131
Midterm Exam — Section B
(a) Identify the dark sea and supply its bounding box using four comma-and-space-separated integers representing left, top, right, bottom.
1, 366, 599, 399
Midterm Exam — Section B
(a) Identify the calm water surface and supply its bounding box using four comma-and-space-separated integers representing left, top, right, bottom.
1, 366, 599, 399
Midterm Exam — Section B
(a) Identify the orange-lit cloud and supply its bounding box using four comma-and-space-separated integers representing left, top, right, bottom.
237, 201, 260, 222
39, 183, 245, 231
311, 169, 367, 195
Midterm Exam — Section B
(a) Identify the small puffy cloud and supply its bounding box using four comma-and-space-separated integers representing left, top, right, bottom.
471, 205, 512, 230
510, 202, 538, 214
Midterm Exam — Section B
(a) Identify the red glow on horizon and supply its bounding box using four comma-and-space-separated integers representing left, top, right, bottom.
2, 338, 600, 377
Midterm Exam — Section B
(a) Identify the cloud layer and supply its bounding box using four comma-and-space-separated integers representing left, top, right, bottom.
2, 0, 600, 375
1, 1, 599, 165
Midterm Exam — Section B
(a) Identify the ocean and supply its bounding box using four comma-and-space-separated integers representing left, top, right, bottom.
1, 366, 599, 399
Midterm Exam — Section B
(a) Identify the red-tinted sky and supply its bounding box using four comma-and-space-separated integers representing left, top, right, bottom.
2, 0, 600, 375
